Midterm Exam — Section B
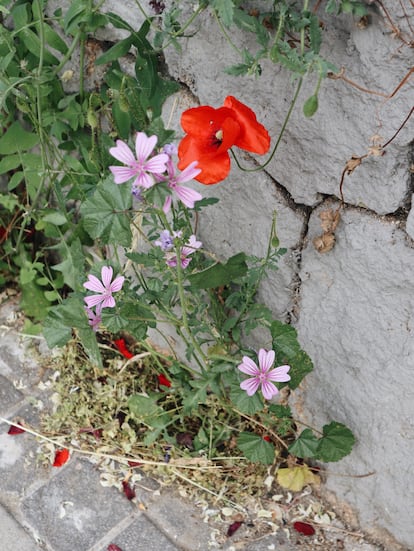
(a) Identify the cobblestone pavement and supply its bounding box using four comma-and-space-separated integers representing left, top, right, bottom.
0, 297, 383, 551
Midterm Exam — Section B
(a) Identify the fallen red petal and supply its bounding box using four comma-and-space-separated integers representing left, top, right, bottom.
127, 461, 143, 467
157, 373, 171, 388
227, 521, 243, 537
113, 338, 134, 359
53, 448, 70, 467
107, 545, 123, 551
293, 521, 316, 536
7, 425, 25, 435
122, 479, 136, 500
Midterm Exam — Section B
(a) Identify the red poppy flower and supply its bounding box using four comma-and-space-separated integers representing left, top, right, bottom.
114, 338, 134, 359
178, 96, 270, 185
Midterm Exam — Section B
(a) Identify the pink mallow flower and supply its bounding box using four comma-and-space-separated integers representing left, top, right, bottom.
165, 235, 202, 269
109, 132, 169, 189
162, 159, 203, 213
83, 266, 124, 309
238, 349, 291, 400
85, 304, 102, 332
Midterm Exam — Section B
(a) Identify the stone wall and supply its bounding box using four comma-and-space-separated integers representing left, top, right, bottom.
50, 1, 414, 548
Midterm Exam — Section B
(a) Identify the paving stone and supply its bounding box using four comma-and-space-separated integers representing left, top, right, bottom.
22, 459, 135, 551
0, 503, 39, 551
97, 513, 180, 551
0, 374, 24, 414
0, 406, 53, 501
143, 493, 214, 551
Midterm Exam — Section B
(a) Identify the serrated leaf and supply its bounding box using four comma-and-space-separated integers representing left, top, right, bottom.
212, 0, 234, 27
229, 384, 263, 415
277, 465, 320, 491
52, 238, 85, 290
80, 176, 132, 246
128, 394, 168, 428
0, 121, 39, 154
316, 422, 355, 462
188, 253, 247, 289
288, 428, 319, 458
237, 432, 275, 465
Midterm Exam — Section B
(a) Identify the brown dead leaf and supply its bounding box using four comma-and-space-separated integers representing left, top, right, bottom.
345, 156, 362, 174
367, 145, 384, 157
318, 209, 340, 233
313, 233, 336, 253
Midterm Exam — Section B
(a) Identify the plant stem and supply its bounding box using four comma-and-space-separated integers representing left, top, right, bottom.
230, 76, 303, 173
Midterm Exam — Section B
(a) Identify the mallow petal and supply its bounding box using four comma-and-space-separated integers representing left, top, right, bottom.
145, 153, 169, 175
261, 380, 278, 400
83, 274, 105, 293
135, 133, 157, 162
258, 349, 275, 373
238, 356, 259, 376
267, 365, 291, 382
109, 275, 125, 293
110, 166, 137, 184
174, 185, 202, 208
101, 266, 114, 288
109, 140, 136, 165
240, 378, 260, 396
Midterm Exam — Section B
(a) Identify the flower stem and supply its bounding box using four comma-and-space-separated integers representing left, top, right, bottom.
230, 76, 303, 173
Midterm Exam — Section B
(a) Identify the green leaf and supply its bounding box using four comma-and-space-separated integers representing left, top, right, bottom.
0, 154, 21, 174
128, 394, 168, 428
63, 0, 88, 34
309, 14, 322, 54
43, 293, 102, 367
316, 422, 355, 462
20, 280, 51, 321
80, 176, 132, 246
0, 193, 19, 211
52, 238, 85, 290
237, 432, 275, 465
288, 428, 320, 458
0, 121, 39, 154
212, 0, 234, 27
188, 253, 248, 289
95, 37, 134, 65
303, 94, 318, 117
270, 321, 313, 388
229, 384, 263, 415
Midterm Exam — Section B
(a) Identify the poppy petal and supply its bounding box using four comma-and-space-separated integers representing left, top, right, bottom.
293, 521, 316, 536
107, 544, 123, 551
7, 425, 25, 435
224, 96, 270, 154
53, 448, 70, 467
227, 520, 243, 537
122, 480, 136, 500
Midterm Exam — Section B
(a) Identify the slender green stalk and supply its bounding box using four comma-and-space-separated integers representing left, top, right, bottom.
174, 242, 207, 371
230, 76, 303, 173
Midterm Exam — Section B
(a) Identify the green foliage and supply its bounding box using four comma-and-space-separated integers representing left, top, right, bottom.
237, 432, 275, 465
289, 423, 355, 462
0, 0, 355, 472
